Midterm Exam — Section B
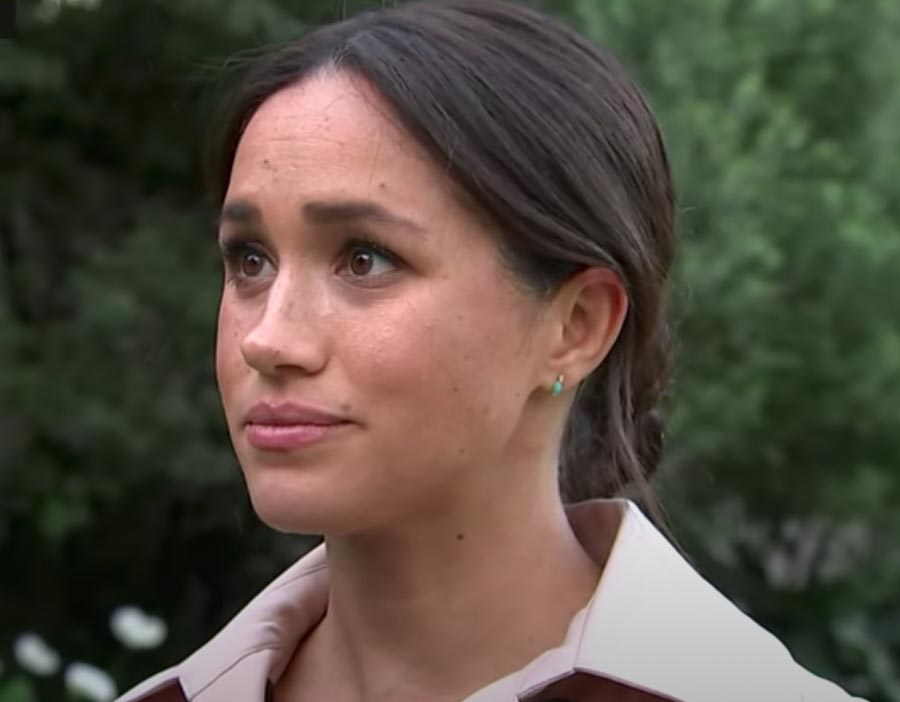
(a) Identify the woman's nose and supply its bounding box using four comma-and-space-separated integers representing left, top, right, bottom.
239, 280, 327, 377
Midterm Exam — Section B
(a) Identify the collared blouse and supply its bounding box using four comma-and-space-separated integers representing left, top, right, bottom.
116, 498, 867, 702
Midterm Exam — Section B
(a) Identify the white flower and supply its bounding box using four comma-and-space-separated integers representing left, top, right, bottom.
13, 632, 61, 676
65, 662, 117, 702
110, 606, 168, 650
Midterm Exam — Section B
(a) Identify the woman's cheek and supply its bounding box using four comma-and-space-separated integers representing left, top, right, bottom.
214, 297, 247, 411
378, 306, 493, 423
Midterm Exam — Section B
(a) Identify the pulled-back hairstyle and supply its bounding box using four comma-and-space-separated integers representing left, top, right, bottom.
206, 0, 676, 524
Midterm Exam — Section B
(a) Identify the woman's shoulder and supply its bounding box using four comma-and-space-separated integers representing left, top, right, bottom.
116, 501, 867, 702
555, 498, 868, 702
114, 544, 329, 702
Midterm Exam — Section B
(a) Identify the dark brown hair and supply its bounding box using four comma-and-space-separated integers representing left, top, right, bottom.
206, 0, 676, 526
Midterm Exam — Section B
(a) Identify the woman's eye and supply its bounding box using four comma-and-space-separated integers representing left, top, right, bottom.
239, 250, 266, 277
220, 240, 273, 285
339, 237, 400, 282
218, 236, 400, 288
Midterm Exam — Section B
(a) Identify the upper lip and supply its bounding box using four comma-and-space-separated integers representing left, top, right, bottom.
244, 401, 349, 426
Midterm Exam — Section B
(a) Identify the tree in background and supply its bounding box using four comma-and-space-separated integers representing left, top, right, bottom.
1, 1, 898, 700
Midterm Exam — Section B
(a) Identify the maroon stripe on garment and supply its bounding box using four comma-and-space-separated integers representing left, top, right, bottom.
127, 679, 188, 702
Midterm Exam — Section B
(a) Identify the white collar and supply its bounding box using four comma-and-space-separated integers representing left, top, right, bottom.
119, 498, 864, 702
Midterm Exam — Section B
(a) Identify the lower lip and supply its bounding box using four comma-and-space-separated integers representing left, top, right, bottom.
245, 422, 350, 450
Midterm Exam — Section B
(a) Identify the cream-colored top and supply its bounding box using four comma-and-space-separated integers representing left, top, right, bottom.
117, 498, 867, 702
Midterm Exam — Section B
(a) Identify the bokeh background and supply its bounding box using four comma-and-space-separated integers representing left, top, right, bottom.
2, 0, 899, 700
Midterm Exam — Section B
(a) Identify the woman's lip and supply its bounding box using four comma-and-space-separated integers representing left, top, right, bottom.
245, 422, 350, 451
244, 401, 348, 426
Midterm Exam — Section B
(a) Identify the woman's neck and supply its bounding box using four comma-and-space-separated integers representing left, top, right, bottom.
294, 482, 606, 702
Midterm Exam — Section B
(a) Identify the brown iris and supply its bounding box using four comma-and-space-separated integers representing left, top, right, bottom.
240, 251, 265, 278
349, 249, 374, 276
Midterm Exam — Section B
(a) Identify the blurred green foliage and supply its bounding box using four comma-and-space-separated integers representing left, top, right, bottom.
1, 0, 898, 700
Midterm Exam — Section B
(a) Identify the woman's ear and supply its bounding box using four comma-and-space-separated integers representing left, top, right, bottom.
543, 266, 628, 386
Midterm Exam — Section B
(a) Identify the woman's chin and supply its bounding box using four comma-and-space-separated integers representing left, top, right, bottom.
247, 485, 331, 535
243, 472, 373, 536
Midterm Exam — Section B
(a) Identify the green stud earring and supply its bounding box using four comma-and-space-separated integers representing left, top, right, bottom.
551, 373, 565, 397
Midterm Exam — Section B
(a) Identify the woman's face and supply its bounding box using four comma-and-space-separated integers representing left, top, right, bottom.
215, 71, 548, 536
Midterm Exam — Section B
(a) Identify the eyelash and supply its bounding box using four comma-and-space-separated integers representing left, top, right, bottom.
218, 234, 402, 287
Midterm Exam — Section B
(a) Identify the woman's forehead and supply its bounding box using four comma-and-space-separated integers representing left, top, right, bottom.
234, 72, 424, 178
229, 74, 496, 254
228, 71, 463, 222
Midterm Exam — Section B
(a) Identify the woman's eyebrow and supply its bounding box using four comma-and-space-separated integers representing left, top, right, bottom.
218, 200, 262, 228
217, 198, 428, 237
302, 199, 427, 237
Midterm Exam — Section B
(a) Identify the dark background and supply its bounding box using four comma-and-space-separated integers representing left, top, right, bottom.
2, 0, 898, 700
